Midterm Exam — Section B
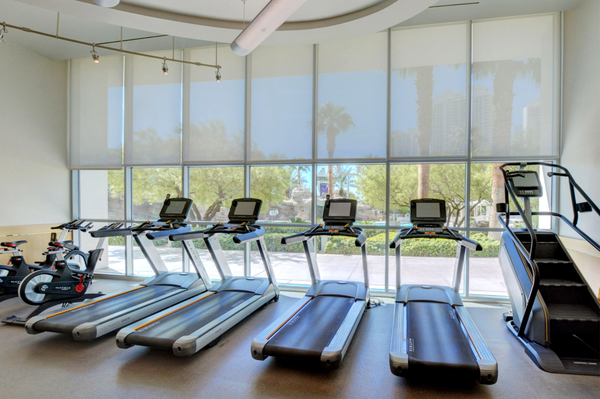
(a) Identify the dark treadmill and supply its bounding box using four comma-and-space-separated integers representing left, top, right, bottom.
252, 197, 370, 369
116, 198, 280, 357
389, 198, 498, 384
25, 196, 209, 341
32, 285, 180, 334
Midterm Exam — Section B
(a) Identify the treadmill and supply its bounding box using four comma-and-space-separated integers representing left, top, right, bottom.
389, 198, 498, 384
497, 162, 600, 375
252, 197, 369, 369
116, 198, 280, 356
25, 195, 212, 340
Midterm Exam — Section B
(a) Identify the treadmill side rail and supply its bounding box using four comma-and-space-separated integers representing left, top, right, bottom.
174, 291, 276, 356
389, 303, 408, 376
321, 298, 368, 369
455, 306, 498, 384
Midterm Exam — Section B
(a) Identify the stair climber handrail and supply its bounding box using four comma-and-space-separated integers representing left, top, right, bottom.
497, 212, 541, 338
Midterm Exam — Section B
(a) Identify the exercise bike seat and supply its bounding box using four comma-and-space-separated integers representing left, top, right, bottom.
1, 240, 27, 248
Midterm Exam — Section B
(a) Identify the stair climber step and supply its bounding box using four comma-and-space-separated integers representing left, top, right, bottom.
540, 279, 587, 287
547, 303, 600, 321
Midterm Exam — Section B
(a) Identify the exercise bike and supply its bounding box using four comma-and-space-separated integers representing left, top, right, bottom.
2, 222, 123, 325
0, 220, 93, 302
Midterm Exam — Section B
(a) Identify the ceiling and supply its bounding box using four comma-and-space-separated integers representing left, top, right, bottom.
0, 0, 584, 60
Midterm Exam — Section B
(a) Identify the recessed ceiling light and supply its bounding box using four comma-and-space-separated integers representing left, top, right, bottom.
92, 0, 121, 8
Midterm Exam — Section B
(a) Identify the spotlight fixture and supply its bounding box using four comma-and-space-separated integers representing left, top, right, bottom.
231, 0, 308, 56
0, 23, 7, 44
215, 68, 222, 83
214, 42, 221, 82
91, 44, 100, 63
92, 0, 120, 7
162, 57, 169, 75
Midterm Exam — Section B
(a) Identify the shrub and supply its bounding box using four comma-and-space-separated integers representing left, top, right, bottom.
323, 231, 500, 258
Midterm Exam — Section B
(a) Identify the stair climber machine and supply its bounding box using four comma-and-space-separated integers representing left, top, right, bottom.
24, 195, 212, 340
388, 199, 498, 384
2, 222, 118, 325
116, 198, 279, 356
252, 197, 369, 369
0, 219, 95, 303
497, 162, 600, 375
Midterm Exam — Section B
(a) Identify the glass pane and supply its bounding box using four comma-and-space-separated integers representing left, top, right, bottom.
391, 23, 468, 158
389, 163, 466, 227
186, 46, 245, 162
469, 232, 507, 296
188, 167, 244, 222
317, 33, 387, 159
472, 15, 558, 157
251, 45, 313, 161
249, 226, 312, 283
79, 227, 125, 276
317, 228, 385, 290
316, 164, 386, 225
126, 51, 182, 165
70, 55, 123, 168
80, 170, 124, 220
185, 225, 243, 280
250, 165, 313, 223
389, 229, 463, 292
133, 234, 183, 275
132, 167, 182, 221
472, 162, 553, 230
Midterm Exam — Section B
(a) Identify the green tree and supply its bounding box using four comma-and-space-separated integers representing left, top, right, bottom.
315, 102, 355, 196
189, 167, 244, 221
250, 166, 292, 213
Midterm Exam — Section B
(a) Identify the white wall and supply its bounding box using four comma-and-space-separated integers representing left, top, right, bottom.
561, 0, 600, 240
561, 0, 600, 295
0, 41, 70, 227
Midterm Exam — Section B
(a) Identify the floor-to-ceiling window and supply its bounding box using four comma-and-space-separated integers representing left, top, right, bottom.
71, 14, 561, 298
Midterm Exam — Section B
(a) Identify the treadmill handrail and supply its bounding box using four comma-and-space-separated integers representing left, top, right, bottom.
233, 226, 265, 244
281, 225, 367, 247
90, 226, 132, 238
390, 227, 482, 251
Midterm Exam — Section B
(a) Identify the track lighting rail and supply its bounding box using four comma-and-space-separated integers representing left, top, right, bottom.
0, 21, 220, 70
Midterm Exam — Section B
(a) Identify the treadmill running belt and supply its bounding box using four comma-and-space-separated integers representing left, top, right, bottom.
34, 285, 183, 334
125, 291, 254, 349
263, 296, 355, 361
406, 302, 479, 377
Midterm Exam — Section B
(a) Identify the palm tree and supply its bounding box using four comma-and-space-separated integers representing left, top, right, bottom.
333, 165, 355, 197
316, 102, 355, 195
473, 59, 541, 237
291, 165, 310, 189
396, 66, 434, 198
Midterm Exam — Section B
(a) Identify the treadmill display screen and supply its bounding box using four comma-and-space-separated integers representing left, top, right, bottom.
234, 201, 257, 216
164, 201, 186, 215
416, 202, 441, 218
512, 172, 540, 188
328, 202, 352, 218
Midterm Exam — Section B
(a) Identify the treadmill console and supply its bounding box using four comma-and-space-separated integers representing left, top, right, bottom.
227, 198, 262, 225
322, 198, 357, 228
410, 199, 446, 233
507, 170, 543, 198
159, 196, 194, 222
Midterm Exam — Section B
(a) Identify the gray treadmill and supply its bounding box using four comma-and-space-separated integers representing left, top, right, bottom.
25, 196, 212, 340
389, 198, 498, 384
252, 197, 369, 369
116, 198, 280, 356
